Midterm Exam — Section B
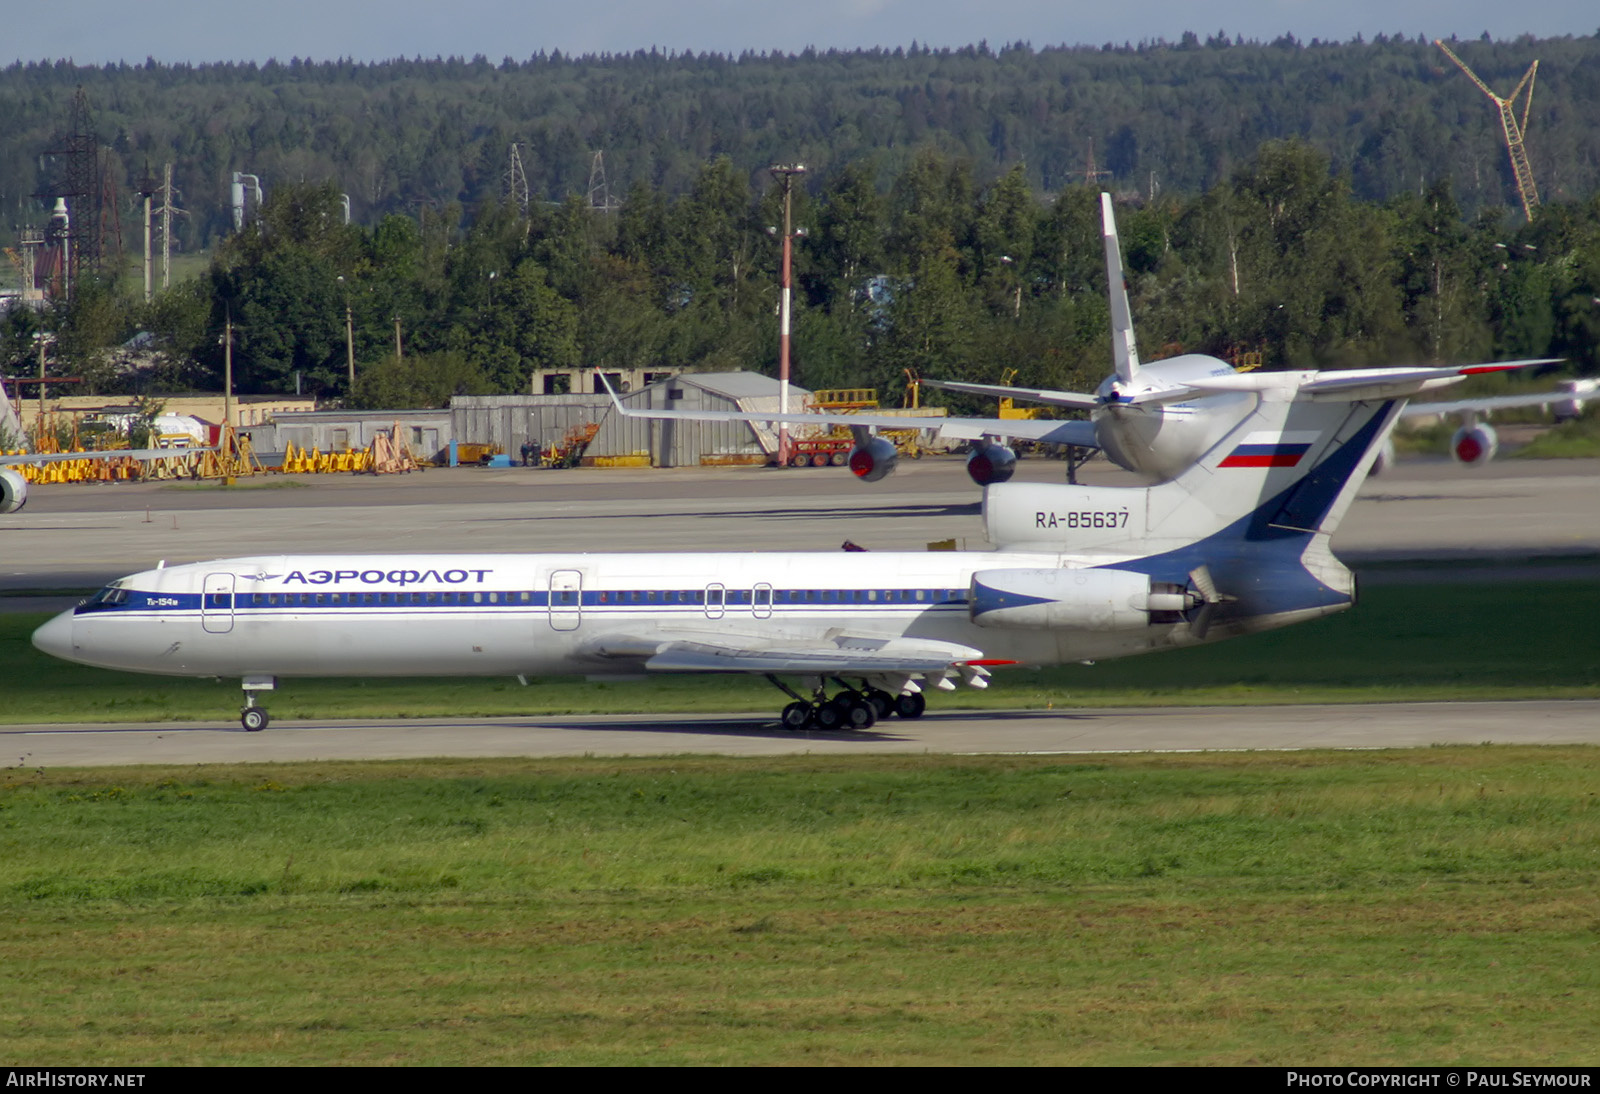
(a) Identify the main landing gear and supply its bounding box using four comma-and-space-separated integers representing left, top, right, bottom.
240, 675, 276, 732
767, 675, 926, 732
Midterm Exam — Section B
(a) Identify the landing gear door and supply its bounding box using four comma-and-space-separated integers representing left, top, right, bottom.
202, 572, 236, 634
548, 569, 583, 631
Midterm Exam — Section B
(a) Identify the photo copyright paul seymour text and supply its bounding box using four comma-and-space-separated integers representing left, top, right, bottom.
1288, 1074, 1592, 1089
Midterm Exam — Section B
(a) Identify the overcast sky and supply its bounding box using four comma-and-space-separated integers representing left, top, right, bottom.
6, 1, 1596, 67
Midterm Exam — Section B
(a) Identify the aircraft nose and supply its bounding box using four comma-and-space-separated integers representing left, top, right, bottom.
31, 611, 76, 661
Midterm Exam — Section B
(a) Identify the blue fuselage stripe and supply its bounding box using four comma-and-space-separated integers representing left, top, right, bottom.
77, 588, 972, 617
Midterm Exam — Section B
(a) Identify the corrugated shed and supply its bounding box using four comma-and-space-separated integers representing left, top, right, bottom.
451, 395, 616, 459
247, 410, 452, 463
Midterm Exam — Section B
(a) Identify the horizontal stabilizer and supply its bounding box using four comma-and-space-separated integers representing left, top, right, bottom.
1146, 359, 1567, 405
922, 378, 1101, 410
1297, 359, 1562, 399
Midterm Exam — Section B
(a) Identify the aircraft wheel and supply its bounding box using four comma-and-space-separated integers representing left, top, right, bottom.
813, 701, 846, 731
863, 688, 895, 719
781, 701, 813, 731
893, 692, 926, 719
241, 707, 270, 732
841, 697, 876, 730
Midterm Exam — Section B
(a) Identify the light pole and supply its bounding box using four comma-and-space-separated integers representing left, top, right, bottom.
768, 163, 806, 467
1000, 255, 1021, 319
337, 275, 355, 390
221, 312, 233, 430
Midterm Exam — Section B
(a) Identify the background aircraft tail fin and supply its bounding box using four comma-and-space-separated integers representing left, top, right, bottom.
1101, 192, 1141, 386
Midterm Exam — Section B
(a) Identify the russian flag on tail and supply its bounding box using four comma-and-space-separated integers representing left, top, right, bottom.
1219, 431, 1321, 468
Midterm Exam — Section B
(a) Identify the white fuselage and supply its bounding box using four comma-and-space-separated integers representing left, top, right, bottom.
38, 549, 1254, 682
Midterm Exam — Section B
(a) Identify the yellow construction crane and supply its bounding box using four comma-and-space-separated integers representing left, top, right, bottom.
1434, 39, 1540, 222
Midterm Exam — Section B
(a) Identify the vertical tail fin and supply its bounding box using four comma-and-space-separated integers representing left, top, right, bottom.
986, 392, 1404, 631
985, 389, 1404, 556
1101, 192, 1140, 386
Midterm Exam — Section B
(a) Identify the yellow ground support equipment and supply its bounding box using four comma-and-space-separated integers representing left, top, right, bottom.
542, 423, 600, 468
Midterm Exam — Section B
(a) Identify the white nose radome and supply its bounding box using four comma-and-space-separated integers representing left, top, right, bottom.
31, 611, 76, 661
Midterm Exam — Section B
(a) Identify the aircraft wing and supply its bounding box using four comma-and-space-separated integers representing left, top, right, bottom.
586, 631, 986, 675
920, 378, 1101, 410
0, 446, 218, 465
1402, 388, 1600, 418
601, 378, 1100, 449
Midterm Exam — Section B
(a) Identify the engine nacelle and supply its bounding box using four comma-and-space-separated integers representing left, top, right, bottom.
1450, 422, 1498, 466
847, 437, 899, 482
0, 468, 27, 515
970, 567, 1177, 631
966, 441, 1017, 486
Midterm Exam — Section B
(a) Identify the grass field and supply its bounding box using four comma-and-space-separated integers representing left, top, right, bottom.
3, 576, 1598, 724
5, 574, 1596, 1064
1516, 415, 1600, 459
2, 749, 1596, 1065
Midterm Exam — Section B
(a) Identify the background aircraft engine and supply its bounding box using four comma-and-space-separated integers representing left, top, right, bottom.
966, 442, 1018, 486
0, 469, 27, 515
1450, 423, 1499, 466
847, 436, 899, 482
970, 567, 1163, 631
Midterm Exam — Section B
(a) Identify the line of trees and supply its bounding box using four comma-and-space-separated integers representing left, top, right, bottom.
3, 142, 1598, 412
4, 32, 1599, 256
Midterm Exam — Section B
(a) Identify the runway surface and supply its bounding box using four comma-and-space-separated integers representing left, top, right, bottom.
4, 701, 1597, 767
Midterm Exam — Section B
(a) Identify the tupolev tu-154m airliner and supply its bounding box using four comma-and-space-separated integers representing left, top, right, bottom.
30, 350, 1536, 732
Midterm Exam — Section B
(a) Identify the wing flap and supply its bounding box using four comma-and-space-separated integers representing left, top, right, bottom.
640, 636, 986, 675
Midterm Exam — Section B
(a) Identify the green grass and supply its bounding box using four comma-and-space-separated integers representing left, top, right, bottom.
1515, 413, 1600, 459
3, 577, 1598, 724
1394, 407, 1600, 459
1, 749, 1596, 1064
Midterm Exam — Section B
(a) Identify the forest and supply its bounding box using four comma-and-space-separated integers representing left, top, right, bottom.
4, 33, 1599, 251
1, 35, 1598, 410
3, 139, 1597, 413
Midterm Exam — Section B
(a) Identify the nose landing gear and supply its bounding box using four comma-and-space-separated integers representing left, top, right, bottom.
240, 675, 276, 732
